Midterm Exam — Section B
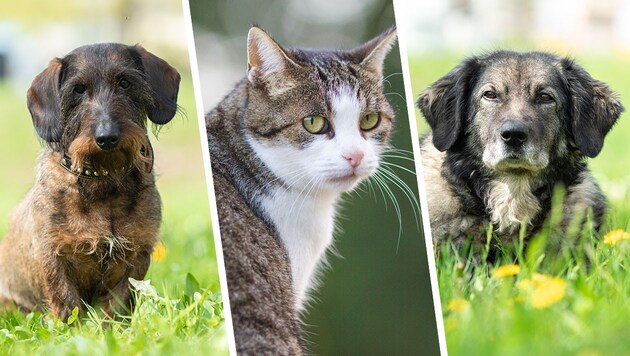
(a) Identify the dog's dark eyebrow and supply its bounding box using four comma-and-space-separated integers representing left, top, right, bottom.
127, 46, 145, 73
59, 58, 70, 88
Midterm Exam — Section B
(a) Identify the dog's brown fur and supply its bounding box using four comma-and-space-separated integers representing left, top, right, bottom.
0, 43, 180, 320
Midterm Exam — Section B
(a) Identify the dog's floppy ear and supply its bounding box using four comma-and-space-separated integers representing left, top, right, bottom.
562, 58, 624, 158
135, 45, 181, 125
417, 58, 479, 151
27, 58, 64, 143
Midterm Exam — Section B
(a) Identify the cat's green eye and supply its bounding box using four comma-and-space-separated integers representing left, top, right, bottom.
303, 115, 330, 134
360, 112, 381, 131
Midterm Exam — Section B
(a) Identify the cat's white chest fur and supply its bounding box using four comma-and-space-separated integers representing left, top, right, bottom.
259, 188, 337, 310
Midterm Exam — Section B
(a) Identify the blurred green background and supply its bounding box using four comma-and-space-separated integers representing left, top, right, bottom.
190, 0, 440, 354
1, 0, 227, 353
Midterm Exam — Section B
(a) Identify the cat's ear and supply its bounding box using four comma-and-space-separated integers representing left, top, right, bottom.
352, 26, 398, 76
247, 26, 301, 93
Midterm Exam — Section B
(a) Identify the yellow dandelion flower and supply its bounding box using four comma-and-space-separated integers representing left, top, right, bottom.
493, 264, 521, 278
603, 229, 630, 245
531, 276, 566, 309
518, 273, 566, 309
517, 273, 545, 289
447, 298, 470, 312
152, 241, 167, 262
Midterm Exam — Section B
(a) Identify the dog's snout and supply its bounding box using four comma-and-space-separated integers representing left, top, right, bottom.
94, 120, 121, 151
500, 120, 529, 147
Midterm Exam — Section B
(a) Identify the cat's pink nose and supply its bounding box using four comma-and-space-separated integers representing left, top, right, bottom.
344, 151, 364, 168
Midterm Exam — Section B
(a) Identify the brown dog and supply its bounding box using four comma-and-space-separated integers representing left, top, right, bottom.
0, 43, 180, 320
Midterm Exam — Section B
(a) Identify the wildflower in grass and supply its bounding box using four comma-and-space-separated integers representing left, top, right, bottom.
517, 273, 566, 309
152, 241, 167, 262
447, 298, 470, 312
493, 264, 521, 278
603, 229, 630, 245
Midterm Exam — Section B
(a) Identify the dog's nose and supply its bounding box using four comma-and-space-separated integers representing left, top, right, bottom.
500, 120, 529, 147
95, 121, 121, 151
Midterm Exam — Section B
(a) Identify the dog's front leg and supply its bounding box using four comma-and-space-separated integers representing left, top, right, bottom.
98, 250, 151, 319
41, 256, 83, 321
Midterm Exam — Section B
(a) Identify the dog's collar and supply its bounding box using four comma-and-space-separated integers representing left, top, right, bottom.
59, 140, 154, 180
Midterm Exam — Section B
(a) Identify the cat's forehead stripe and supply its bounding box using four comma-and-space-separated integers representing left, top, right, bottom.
311, 56, 361, 87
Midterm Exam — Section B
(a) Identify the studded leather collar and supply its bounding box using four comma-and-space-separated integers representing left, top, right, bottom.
59, 140, 154, 180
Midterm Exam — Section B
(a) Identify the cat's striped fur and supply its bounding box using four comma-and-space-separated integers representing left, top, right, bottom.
206, 26, 397, 354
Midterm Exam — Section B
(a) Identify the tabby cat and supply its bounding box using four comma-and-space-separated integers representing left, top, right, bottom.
206, 26, 398, 354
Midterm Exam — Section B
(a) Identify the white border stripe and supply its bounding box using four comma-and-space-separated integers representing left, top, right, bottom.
393, 0, 448, 354
181, 1, 237, 354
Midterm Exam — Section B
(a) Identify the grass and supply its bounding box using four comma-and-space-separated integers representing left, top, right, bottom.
0, 73, 228, 355
410, 53, 630, 355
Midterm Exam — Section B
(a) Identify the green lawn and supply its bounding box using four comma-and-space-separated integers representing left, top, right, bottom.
410, 53, 630, 355
0, 73, 228, 355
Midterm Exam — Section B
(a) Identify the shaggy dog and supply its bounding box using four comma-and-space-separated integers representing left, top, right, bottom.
417, 51, 623, 252
0, 43, 180, 319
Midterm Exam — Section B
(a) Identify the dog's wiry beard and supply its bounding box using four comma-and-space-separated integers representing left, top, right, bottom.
67, 121, 151, 180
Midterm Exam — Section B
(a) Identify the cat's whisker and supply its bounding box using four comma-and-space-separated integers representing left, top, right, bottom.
383, 71, 402, 82
381, 155, 416, 162
381, 161, 417, 176
296, 176, 323, 215
287, 174, 318, 218
386, 147, 415, 155
383, 75, 398, 89
371, 172, 401, 221
383, 148, 412, 156
370, 172, 403, 248
365, 176, 382, 204
369, 170, 390, 210
377, 166, 421, 231
354, 178, 373, 199
384, 91, 406, 103
276, 169, 311, 191
269, 173, 313, 219
250, 167, 310, 204
378, 172, 411, 253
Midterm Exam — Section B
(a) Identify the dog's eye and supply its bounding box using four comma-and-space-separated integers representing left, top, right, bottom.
538, 93, 554, 103
73, 85, 86, 94
119, 79, 131, 89
483, 91, 497, 100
